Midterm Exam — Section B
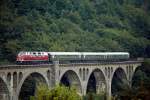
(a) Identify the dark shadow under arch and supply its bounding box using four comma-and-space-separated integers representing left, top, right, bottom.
132, 65, 150, 90
132, 66, 141, 88
131, 63, 150, 100
19, 72, 23, 83
19, 72, 48, 100
111, 67, 127, 97
7, 73, 11, 86
87, 69, 106, 94
60, 70, 82, 93
0, 77, 9, 100
13, 72, 17, 89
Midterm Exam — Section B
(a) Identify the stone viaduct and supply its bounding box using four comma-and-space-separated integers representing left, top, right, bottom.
0, 60, 142, 100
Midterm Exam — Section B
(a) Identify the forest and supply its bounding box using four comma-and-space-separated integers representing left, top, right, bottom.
0, 1, 150, 100
0, 0, 150, 63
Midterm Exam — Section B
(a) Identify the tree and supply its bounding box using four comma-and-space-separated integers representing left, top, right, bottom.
31, 84, 82, 100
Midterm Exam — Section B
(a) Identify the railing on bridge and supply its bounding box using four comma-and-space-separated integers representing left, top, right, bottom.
0, 58, 143, 69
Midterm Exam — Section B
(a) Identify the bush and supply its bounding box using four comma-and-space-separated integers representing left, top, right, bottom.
31, 84, 82, 100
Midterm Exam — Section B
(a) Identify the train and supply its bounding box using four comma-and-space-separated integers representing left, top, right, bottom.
16, 51, 130, 64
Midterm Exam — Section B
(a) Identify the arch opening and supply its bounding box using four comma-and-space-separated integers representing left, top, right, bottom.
131, 66, 142, 95
86, 69, 106, 95
7, 73, 11, 86
79, 68, 82, 77
19, 72, 48, 100
83, 68, 85, 81
86, 68, 89, 75
132, 65, 150, 91
0, 77, 9, 100
60, 70, 82, 94
47, 70, 50, 80
19, 72, 23, 83
13, 72, 17, 90
111, 68, 128, 98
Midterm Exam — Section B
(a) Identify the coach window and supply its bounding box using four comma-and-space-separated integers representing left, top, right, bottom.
103, 55, 105, 59
102, 55, 104, 59
122, 55, 124, 58
118, 55, 120, 59
114, 55, 115, 59
38, 52, 41, 55
121, 55, 123, 59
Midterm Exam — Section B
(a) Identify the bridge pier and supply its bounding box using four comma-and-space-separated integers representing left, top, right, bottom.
53, 61, 59, 85
10, 74, 13, 100
12, 93, 18, 100
107, 79, 112, 100
82, 81, 87, 95
0, 94, 9, 100
8, 73, 18, 100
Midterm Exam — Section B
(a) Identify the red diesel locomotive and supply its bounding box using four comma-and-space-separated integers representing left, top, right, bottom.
16, 51, 49, 64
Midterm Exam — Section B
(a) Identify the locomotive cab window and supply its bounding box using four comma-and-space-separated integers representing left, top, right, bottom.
33, 52, 36, 56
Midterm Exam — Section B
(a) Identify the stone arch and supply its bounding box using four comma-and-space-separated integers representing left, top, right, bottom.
83, 68, 85, 81
47, 70, 50, 80
79, 68, 82, 78
111, 67, 127, 82
111, 67, 128, 96
105, 67, 107, 77
131, 65, 143, 88
0, 77, 10, 100
18, 72, 49, 100
108, 67, 111, 78
86, 68, 107, 94
13, 72, 17, 89
86, 68, 89, 79
86, 68, 89, 74
7, 73, 11, 86
126, 66, 129, 74
60, 70, 82, 94
111, 67, 113, 75
19, 72, 23, 83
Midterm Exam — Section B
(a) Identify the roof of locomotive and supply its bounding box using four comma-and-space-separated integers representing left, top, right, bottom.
18, 51, 48, 55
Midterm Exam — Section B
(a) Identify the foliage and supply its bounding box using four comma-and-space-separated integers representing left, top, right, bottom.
132, 59, 150, 89
30, 84, 81, 100
83, 92, 106, 100
112, 59, 150, 100
0, 0, 150, 63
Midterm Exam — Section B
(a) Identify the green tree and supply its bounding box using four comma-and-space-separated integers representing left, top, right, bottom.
31, 84, 81, 100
